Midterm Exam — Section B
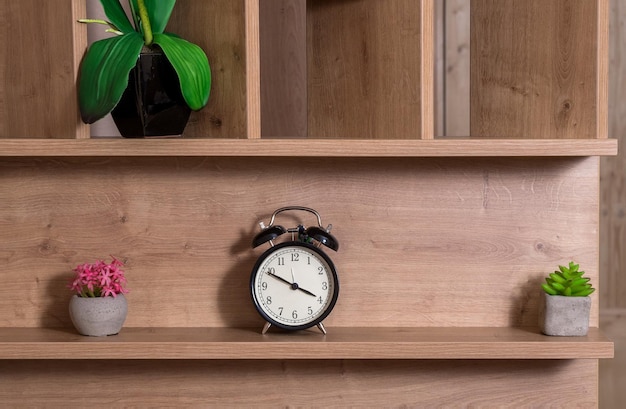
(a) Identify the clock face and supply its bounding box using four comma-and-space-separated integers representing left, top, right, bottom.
250, 242, 339, 331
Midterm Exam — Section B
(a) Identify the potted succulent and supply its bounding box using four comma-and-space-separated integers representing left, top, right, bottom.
67, 257, 129, 336
539, 261, 595, 336
78, 0, 211, 137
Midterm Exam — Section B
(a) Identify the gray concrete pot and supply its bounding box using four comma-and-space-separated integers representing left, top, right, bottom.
539, 293, 591, 336
69, 294, 128, 336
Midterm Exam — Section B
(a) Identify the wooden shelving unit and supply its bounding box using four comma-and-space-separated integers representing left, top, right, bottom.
0, 0, 614, 407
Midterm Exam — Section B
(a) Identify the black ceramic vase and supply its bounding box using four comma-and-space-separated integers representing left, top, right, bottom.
112, 47, 191, 138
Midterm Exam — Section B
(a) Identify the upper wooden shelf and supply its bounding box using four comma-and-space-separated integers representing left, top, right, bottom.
0, 327, 613, 360
0, 138, 618, 158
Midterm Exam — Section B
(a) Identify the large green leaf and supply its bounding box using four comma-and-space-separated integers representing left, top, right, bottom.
153, 33, 211, 110
99, 0, 135, 33
130, 0, 176, 34
78, 32, 144, 123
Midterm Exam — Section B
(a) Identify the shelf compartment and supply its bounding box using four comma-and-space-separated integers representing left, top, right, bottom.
0, 0, 88, 139
0, 138, 617, 157
471, 0, 609, 139
261, 0, 434, 139
0, 327, 613, 360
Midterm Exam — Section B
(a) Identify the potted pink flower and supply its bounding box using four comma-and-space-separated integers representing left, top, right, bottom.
68, 257, 129, 336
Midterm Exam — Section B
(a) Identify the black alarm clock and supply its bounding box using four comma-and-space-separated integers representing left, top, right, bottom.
250, 206, 339, 334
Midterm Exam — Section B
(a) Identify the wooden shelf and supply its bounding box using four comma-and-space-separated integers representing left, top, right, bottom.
0, 327, 613, 360
0, 138, 618, 157
0, 0, 614, 406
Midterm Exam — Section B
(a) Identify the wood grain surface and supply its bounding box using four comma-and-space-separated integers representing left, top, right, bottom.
471, 0, 599, 139
600, 310, 626, 408
599, 0, 626, 406
0, 138, 616, 157
307, 0, 424, 139
260, 0, 307, 138
600, 0, 626, 310
0, 1, 612, 407
0, 359, 600, 407
443, 0, 471, 137
0, 156, 600, 329
0, 0, 87, 139
0, 327, 613, 360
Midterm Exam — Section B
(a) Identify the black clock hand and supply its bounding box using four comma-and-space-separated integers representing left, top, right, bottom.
289, 281, 317, 297
267, 270, 293, 286
296, 286, 317, 297
267, 270, 316, 297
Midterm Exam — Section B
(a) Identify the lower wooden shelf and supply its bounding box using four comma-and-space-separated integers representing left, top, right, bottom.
0, 138, 618, 157
0, 327, 613, 360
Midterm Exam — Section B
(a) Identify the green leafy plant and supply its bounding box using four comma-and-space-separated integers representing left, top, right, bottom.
78, 0, 211, 124
541, 261, 595, 296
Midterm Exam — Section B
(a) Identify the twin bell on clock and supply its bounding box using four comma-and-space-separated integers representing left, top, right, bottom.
250, 206, 340, 335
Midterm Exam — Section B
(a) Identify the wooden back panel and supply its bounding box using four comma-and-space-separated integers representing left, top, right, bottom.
260, 0, 307, 138
471, 0, 599, 138
0, 0, 87, 139
0, 359, 599, 407
0, 156, 599, 329
307, 0, 424, 139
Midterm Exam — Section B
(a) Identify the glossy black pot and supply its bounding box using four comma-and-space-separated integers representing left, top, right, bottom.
112, 47, 191, 138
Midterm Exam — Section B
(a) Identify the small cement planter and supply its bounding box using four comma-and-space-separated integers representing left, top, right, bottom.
69, 294, 128, 336
539, 293, 591, 336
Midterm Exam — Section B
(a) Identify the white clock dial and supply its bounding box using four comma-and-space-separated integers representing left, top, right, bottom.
251, 242, 339, 330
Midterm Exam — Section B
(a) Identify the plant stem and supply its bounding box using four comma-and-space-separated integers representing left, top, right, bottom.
77, 19, 123, 35
77, 19, 109, 25
137, 0, 153, 46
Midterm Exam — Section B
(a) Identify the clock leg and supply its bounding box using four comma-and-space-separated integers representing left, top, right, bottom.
261, 322, 272, 334
317, 322, 327, 335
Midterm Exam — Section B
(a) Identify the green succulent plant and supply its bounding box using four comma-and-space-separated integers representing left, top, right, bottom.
541, 261, 595, 297
78, 0, 211, 124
